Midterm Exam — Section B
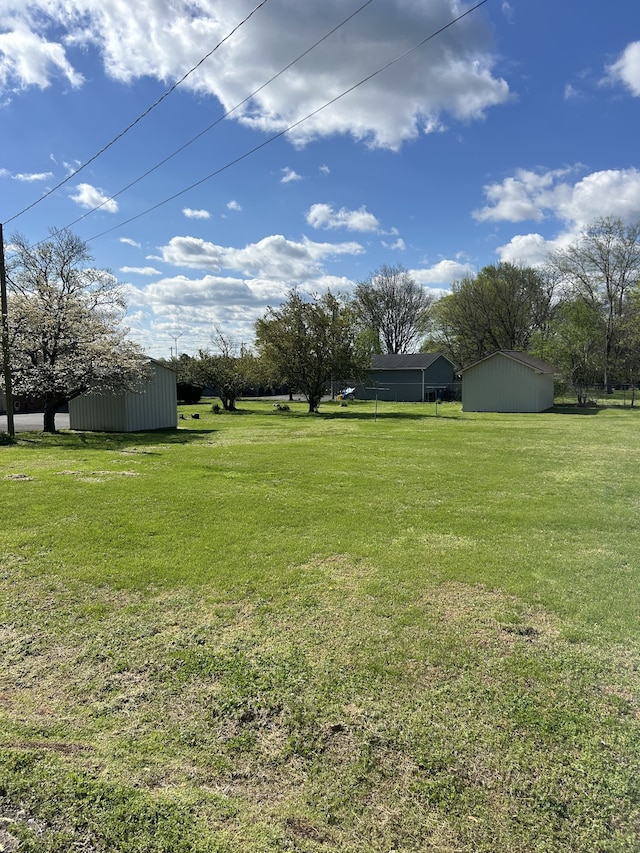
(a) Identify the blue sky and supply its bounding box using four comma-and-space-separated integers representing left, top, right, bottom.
1, 0, 639, 359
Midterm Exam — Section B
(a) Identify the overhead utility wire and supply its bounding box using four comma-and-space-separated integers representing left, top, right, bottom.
86, 0, 489, 244
55, 0, 377, 234
3, 0, 271, 225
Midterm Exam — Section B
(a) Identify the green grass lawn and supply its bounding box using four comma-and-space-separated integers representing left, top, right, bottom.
1, 400, 639, 851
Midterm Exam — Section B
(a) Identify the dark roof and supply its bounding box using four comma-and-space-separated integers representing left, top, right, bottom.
370, 353, 454, 370
461, 350, 557, 374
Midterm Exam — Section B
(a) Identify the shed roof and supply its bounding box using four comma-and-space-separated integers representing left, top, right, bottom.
461, 350, 557, 375
370, 352, 454, 370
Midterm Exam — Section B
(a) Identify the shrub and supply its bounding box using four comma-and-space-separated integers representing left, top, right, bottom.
176, 383, 203, 404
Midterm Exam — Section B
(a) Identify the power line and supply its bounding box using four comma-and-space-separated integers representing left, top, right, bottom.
86, 0, 490, 244
53, 0, 377, 235
3, 0, 271, 225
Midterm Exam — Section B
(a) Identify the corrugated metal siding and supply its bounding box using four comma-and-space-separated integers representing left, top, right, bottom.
124, 363, 177, 431
69, 391, 128, 431
69, 362, 177, 431
463, 354, 554, 412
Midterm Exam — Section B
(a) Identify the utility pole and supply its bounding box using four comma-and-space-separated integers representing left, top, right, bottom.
0, 223, 15, 437
168, 331, 184, 361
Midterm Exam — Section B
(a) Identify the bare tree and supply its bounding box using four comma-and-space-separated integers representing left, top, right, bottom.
354, 264, 433, 354
548, 217, 640, 391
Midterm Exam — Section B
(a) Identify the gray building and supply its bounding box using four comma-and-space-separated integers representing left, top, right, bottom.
462, 351, 556, 413
69, 359, 177, 432
355, 353, 456, 402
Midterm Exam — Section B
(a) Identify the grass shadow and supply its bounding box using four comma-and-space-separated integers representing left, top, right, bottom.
550, 405, 601, 416
14, 427, 215, 451
317, 409, 461, 421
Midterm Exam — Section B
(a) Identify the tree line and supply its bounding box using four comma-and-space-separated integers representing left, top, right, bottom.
2, 216, 640, 431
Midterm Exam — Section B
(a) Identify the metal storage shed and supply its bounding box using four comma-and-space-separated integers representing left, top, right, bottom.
461, 351, 557, 413
69, 359, 177, 432
355, 353, 456, 402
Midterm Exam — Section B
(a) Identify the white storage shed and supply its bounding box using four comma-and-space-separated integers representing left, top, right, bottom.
462, 351, 556, 413
69, 359, 177, 432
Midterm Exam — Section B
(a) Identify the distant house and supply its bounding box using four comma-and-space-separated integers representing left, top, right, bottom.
461, 351, 557, 413
355, 353, 456, 402
69, 359, 177, 432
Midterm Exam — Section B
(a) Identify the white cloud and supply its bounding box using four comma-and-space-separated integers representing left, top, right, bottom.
411, 259, 476, 286
120, 266, 162, 276
387, 238, 406, 251
120, 237, 141, 248
306, 203, 380, 232
474, 166, 640, 229
0, 1, 510, 150
13, 170, 53, 181
227, 199, 242, 211
606, 41, 640, 96
69, 182, 118, 212
475, 166, 640, 266
159, 233, 363, 280
319, 164, 330, 175
0, 19, 84, 91
0, 167, 52, 181
183, 207, 210, 219
129, 273, 294, 353
281, 167, 301, 184
564, 83, 581, 101
473, 168, 573, 223
495, 233, 558, 267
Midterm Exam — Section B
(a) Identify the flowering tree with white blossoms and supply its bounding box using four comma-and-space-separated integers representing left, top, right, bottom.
5, 228, 149, 432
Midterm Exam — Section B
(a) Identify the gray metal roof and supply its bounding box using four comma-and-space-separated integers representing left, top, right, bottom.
370, 352, 453, 370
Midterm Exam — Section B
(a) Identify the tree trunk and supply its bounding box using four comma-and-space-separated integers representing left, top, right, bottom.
43, 404, 57, 433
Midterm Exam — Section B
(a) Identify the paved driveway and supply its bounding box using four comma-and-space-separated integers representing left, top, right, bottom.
0, 412, 70, 432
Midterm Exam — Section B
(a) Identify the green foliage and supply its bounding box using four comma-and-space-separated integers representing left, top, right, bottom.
192, 330, 261, 411
255, 289, 364, 413
176, 383, 203, 404
429, 262, 552, 368
548, 217, 640, 392
545, 299, 605, 403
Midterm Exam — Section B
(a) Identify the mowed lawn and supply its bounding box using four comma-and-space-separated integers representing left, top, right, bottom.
0, 400, 639, 852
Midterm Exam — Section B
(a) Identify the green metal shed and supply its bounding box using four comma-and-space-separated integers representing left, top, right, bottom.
462, 351, 556, 412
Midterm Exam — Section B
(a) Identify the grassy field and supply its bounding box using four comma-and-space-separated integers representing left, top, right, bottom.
0, 399, 639, 852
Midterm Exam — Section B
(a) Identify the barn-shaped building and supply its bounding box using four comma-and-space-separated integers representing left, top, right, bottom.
69, 359, 177, 432
462, 351, 556, 413
355, 353, 456, 402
